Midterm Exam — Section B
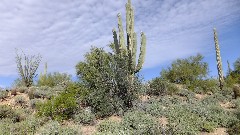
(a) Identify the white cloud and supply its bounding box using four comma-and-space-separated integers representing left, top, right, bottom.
0, 0, 239, 77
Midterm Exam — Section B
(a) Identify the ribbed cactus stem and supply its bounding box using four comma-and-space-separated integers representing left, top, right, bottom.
227, 60, 232, 75
44, 62, 47, 75
213, 28, 224, 90
112, 0, 146, 77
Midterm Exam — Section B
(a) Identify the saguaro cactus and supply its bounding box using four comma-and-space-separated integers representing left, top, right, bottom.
213, 28, 224, 90
112, 0, 146, 77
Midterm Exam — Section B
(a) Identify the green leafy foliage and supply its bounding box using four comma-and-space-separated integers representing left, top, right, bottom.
37, 92, 77, 121
161, 54, 208, 84
122, 111, 161, 134
76, 47, 140, 117
37, 72, 72, 87
0, 116, 45, 135
226, 57, 240, 87
74, 110, 96, 125
97, 119, 121, 133
148, 78, 180, 96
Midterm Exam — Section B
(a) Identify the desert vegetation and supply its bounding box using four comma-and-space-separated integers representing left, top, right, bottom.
0, 0, 240, 135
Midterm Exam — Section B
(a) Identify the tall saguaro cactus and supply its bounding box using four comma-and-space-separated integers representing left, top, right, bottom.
112, 0, 146, 77
213, 28, 224, 90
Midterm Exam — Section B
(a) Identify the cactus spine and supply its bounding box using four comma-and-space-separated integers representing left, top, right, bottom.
213, 28, 224, 90
112, 0, 146, 77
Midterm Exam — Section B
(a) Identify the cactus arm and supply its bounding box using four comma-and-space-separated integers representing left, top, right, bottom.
117, 13, 127, 53
132, 32, 137, 72
112, 28, 120, 54
135, 32, 146, 73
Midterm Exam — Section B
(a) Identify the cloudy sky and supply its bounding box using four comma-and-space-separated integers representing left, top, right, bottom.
0, 0, 240, 88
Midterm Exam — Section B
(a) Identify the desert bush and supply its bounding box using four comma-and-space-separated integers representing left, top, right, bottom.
28, 88, 35, 99
0, 105, 28, 122
0, 90, 8, 99
148, 78, 168, 96
145, 101, 166, 117
227, 121, 240, 135
233, 84, 240, 99
29, 99, 43, 109
37, 72, 72, 88
148, 78, 179, 96
28, 86, 57, 99
14, 95, 27, 106
191, 79, 219, 93
37, 121, 79, 135
97, 119, 121, 133
121, 111, 162, 134
166, 104, 204, 134
16, 87, 28, 93
0, 105, 15, 119
233, 98, 240, 109
177, 89, 195, 100
226, 57, 240, 87
74, 110, 96, 125
76, 47, 141, 117
11, 89, 17, 96
0, 116, 45, 135
160, 54, 208, 85
37, 92, 77, 121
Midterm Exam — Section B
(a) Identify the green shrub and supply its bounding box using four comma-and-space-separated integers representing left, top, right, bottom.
37, 92, 77, 121
233, 98, 240, 109
202, 122, 217, 132
14, 95, 27, 106
29, 99, 43, 109
0, 90, 8, 99
97, 119, 121, 133
16, 87, 28, 93
76, 47, 140, 117
148, 78, 180, 96
166, 105, 204, 135
233, 84, 240, 99
37, 121, 79, 135
148, 78, 168, 96
227, 121, 240, 135
28, 88, 35, 99
191, 79, 219, 93
160, 54, 208, 85
0, 105, 15, 119
0, 116, 45, 135
122, 111, 161, 135
74, 110, 96, 125
145, 101, 166, 117
37, 72, 72, 88
0, 105, 28, 122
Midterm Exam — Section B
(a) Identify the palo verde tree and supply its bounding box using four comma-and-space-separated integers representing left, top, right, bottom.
112, 0, 146, 83
15, 50, 41, 87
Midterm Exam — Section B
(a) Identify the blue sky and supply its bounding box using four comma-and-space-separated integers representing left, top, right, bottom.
0, 0, 239, 88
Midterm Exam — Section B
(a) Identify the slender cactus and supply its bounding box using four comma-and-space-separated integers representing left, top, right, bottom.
213, 28, 224, 90
112, 0, 146, 77
227, 60, 232, 75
